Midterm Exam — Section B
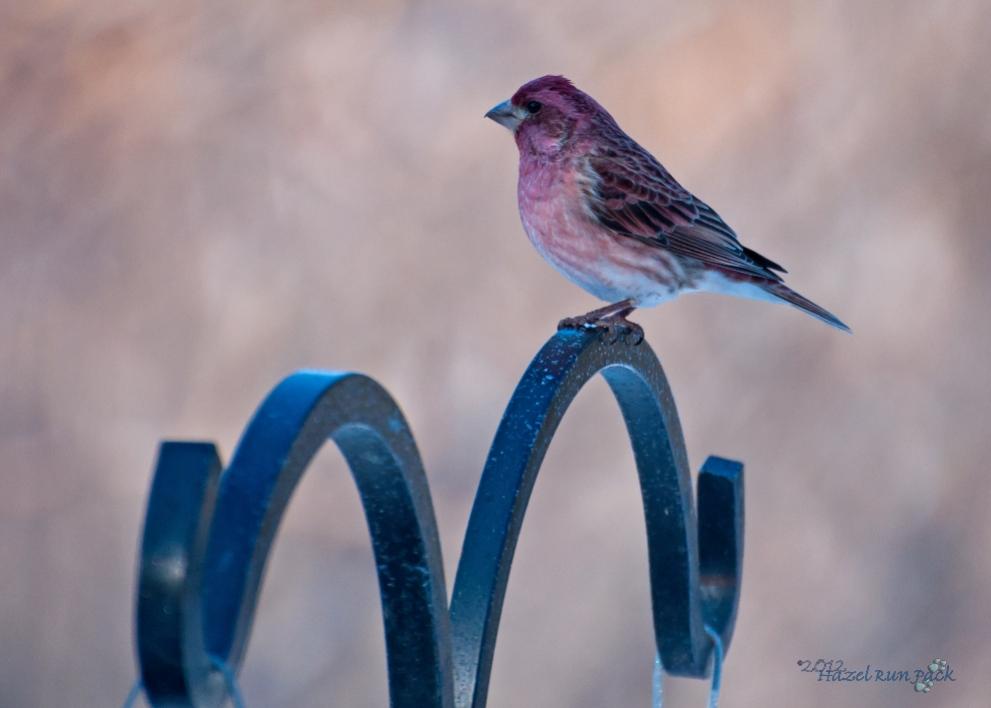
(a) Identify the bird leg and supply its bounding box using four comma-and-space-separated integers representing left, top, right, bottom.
557, 299, 644, 345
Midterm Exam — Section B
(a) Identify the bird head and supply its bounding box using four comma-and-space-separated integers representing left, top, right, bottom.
485, 75, 611, 157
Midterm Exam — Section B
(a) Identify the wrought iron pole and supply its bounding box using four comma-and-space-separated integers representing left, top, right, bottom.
130, 331, 744, 707
449, 330, 743, 707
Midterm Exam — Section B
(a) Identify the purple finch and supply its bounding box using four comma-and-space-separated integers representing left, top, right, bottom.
485, 75, 849, 341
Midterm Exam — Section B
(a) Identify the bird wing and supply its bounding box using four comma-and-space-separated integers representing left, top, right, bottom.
581, 143, 786, 281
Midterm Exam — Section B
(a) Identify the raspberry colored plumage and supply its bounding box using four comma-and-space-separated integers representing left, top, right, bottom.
485, 75, 849, 341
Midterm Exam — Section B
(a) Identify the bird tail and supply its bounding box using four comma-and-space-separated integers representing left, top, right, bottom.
761, 282, 851, 332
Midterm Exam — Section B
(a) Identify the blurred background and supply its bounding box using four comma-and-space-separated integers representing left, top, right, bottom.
3, 0, 990, 706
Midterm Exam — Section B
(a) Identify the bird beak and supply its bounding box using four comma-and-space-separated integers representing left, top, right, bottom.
485, 99, 525, 131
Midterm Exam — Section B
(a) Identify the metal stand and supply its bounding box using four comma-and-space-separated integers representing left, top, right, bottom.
130, 330, 744, 707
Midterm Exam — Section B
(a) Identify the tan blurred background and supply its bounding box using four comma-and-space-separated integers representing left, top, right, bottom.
3, 0, 991, 706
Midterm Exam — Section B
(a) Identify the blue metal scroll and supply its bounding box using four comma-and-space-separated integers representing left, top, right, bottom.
135, 373, 452, 707
131, 330, 744, 707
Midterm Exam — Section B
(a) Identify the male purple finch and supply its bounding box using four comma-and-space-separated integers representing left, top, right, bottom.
485, 75, 849, 342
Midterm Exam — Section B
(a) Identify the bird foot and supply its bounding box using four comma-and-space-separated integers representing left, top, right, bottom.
557, 314, 644, 345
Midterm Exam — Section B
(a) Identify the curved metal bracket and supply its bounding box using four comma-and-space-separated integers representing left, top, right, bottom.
136, 372, 453, 707
132, 331, 743, 708
448, 330, 743, 707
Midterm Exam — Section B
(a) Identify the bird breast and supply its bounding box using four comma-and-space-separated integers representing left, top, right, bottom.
516, 156, 684, 306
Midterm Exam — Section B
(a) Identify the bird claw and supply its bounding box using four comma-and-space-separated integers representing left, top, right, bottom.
602, 317, 644, 345
558, 315, 644, 346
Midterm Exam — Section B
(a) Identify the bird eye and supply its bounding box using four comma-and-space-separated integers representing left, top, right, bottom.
525, 100, 543, 114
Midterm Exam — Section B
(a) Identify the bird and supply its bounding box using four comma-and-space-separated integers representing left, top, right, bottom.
484, 75, 849, 343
